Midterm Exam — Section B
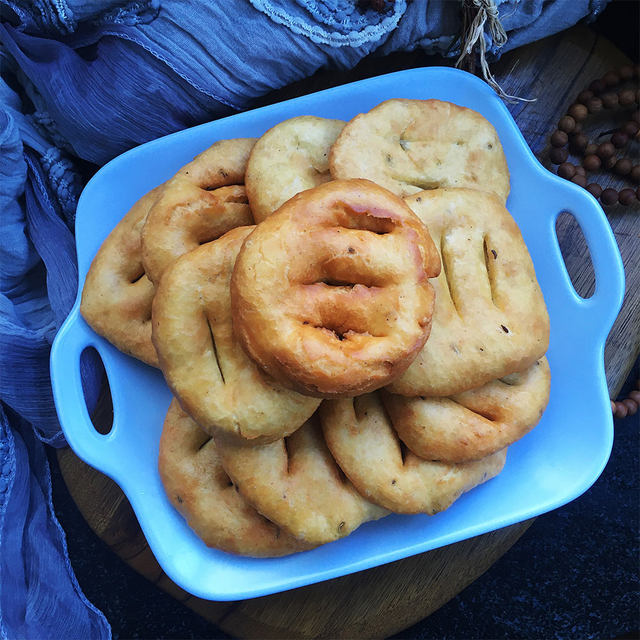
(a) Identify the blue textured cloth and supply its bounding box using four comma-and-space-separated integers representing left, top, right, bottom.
0, 1, 609, 638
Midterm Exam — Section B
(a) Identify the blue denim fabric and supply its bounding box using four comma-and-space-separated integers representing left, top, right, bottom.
0, 404, 110, 640
0, 1, 609, 638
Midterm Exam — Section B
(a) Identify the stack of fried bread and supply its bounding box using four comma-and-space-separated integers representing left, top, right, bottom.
81, 100, 551, 557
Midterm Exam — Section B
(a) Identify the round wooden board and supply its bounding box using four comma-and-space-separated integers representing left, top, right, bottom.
57, 446, 532, 639
57, 24, 637, 640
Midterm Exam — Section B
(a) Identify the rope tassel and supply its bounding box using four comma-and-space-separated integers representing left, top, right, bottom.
455, 0, 534, 103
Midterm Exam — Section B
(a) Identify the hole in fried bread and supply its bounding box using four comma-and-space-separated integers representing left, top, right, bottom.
335, 207, 395, 235
440, 234, 461, 316
305, 272, 384, 290
353, 396, 369, 422
555, 211, 595, 299
452, 398, 497, 422
283, 437, 292, 475
129, 266, 146, 285
483, 235, 498, 307
80, 347, 113, 435
318, 278, 359, 288
202, 181, 241, 192
197, 436, 214, 452
205, 314, 225, 384
398, 438, 410, 466
306, 323, 379, 343
397, 177, 441, 191
198, 234, 221, 246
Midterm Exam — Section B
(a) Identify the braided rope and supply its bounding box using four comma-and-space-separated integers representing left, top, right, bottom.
455, 0, 534, 103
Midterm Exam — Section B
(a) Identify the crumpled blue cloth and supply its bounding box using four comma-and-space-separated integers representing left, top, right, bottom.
0, 1, 609, 638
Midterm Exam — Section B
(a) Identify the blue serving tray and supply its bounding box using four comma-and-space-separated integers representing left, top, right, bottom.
50, 67, 624, 601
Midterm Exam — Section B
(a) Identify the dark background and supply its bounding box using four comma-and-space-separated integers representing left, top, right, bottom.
49, 1, 639, 638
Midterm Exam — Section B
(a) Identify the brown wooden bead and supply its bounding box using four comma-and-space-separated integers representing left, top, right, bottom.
619, 188, 637, 206
614, 158, 632, 176
550, 130, 568, 147
623, 121, 639, 136
602, 92, 618, 109
603, 71, 620, 87
582, 154, 601, 171
574, 165, 586, 177
572, 122, 583, 134
585, 143, 598, 155
619, 65, 634, 80
611, 132, 629, 148
630, 390, 640, 404
586, 183, 603, 199
568, 103, 588, 121
557, 162, 576, 179
633, 110, 640, 124
589, 79, 606, 94
631, 165, 640, 184
571, 174, 587, 188
622, 399, 638, 416
570, 133, 588, 152
587, 97, 603, 113
601, 188, 618, 205
619, 89, 636, 106
550, 146, 568, 164
613, 402, 628, 419
596, 142, 615, 159
558, 115, 575, 133
577, 90, 593, 104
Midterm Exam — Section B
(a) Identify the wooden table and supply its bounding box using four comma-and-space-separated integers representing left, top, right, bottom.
57, 25, 638, 639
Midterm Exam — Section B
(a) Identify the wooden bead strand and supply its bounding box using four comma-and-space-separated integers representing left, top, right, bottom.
549, 64, 640, 207
611, 378, 640, 418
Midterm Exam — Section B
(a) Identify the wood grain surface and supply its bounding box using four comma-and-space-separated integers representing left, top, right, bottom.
57, 24, 638, 639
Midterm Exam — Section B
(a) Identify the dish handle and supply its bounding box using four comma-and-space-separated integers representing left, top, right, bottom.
553, 184, 625, 328
50, 309, 118, 462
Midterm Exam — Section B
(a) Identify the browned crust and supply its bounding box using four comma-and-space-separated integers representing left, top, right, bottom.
383, 358, 550, 463
159, 399, 311, 556
142, 138, 256, 285
216, 415, 388, 546
245, 116, 345, 222
387, 188, 549, 397
231, 178, 441, 398
152, 226, 320, 442
329, 98, 510, 202
320, 393, 507, 514
80, 185, 163, 367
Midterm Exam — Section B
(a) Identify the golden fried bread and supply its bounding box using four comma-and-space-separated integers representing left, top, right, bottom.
216, 416, 388, 545
81, 185, 163, 367
388, 188, 549, 397
231, 179, 441, 397
159, 399, 311, 556
142, 138, 255, 284
320, 393, 506, 514
330, 99, 509, 202
383, 358, 550, 463
152, 226, 320, 442
245, 116, 345, 222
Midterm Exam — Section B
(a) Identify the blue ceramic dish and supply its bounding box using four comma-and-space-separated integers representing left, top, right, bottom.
50, 67, 625, 601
